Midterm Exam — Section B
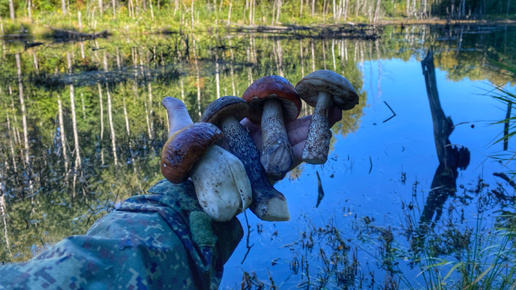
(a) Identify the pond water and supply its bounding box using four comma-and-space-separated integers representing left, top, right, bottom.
0, 24, 515, 288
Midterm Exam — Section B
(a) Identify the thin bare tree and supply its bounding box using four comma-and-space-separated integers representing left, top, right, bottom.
9, 0, 15, 20
67, 53, 81, 169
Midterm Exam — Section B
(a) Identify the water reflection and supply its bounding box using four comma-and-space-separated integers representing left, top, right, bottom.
414, 48, 471, 249
0, 24, 514, 287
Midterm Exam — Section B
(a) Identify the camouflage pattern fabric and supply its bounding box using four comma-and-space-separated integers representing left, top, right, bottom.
0, 179, 243, 289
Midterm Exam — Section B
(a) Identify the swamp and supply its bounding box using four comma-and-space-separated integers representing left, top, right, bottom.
1, 2, 516, 288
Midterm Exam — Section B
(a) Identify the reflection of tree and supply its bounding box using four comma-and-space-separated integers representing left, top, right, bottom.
0, 26, 514, 264
414, 48, 470, 248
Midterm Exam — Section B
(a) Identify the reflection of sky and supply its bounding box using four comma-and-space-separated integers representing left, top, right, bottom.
221, 58, 515, 288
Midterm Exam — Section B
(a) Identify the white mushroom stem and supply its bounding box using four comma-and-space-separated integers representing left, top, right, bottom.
190, 145, 252, 222
260, 99, 293, 180
302, 91, 333, 164
162, 96, 193, 137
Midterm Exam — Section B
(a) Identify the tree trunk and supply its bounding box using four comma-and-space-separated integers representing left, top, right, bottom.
333, 0, 336, 21
57, 94, 69, 173
123, 97, 130, 137
311, 38, 315, 72
27, 0, 32, 19
106, 84, 118, 166
193, 38, 202, 118
276, 0, 281, 24
149, 0, 154, 19
99, 0, 103, 14
373, 0, 381, 23
67, 53, 81, 170
229, 38, 236, 96
16, 54, 30, 175
191, 0, 195, 29
300, 0, 303, 19
98, 83, 105, 165
272, 0, 276, 25
227, 0, 232, 24
216, 54, 220, 99
0, 193, 11, 256
9, 0, 15, 20
147, 81, 154, 139
300, 39, 305, 77
61, 0, 66, 15
5, 112, 17, 173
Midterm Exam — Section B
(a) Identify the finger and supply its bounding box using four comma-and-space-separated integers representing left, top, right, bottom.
240, 117, 263, 151
285, 115, 311, 146
290, 140, 306, 169
162, 97, 193, 138
328, 106, 343, 127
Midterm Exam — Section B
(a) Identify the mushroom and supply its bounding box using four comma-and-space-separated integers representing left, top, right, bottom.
160, 97, 252, 222
242, 75, 302, 181
295, 70, 359, 164
201, 96, 290, 221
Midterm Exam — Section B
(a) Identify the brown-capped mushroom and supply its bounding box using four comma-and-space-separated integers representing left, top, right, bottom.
295, 70, 359, 164
242, 75, 302, 180
201, 96, 290, 221
160, 97, 252, 222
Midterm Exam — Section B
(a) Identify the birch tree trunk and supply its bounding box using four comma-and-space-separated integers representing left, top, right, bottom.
9, 0, 15, 20
98, 83, 105, 165
0, 193, 11, 257
106, 84, 118, 166
27, 0, 32, 19
5, 112, 17, 173
57, 94, 69, 173
276, 0, 281, 23
123, 97, 130, 137
16, 54, 30, 173
67, 53, 81, 170
61, 0, 66, 15
300, 0, 303, 19
193, 38, 202, 118
373, 0, 381, 23
215, 54, 220, 99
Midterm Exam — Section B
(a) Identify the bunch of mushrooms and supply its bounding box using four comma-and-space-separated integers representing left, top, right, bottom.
295, 70, 359, 164
241, 76, 301, 181
160, 97, 252, 222
201, 96, 290, 221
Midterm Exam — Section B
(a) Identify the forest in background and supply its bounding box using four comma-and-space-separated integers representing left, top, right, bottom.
0, 0, 515, 34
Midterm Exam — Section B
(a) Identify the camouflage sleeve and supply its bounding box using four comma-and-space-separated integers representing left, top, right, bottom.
0, 179, 243, 289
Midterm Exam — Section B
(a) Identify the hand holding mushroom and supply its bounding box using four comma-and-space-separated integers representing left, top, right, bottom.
160, 97, 252, 222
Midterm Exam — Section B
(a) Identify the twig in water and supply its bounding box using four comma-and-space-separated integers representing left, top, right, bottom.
241, 210, 254, 264
369, 156, 373, 174
383, 101, 397, 123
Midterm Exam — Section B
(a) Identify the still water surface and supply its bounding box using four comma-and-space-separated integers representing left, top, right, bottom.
0, 24, 515, 288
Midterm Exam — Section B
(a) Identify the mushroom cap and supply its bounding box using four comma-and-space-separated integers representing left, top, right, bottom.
161, 122, 223, 184
241, 75, 302, 123
201, 96, 249, 126
295, 70, 359, 110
